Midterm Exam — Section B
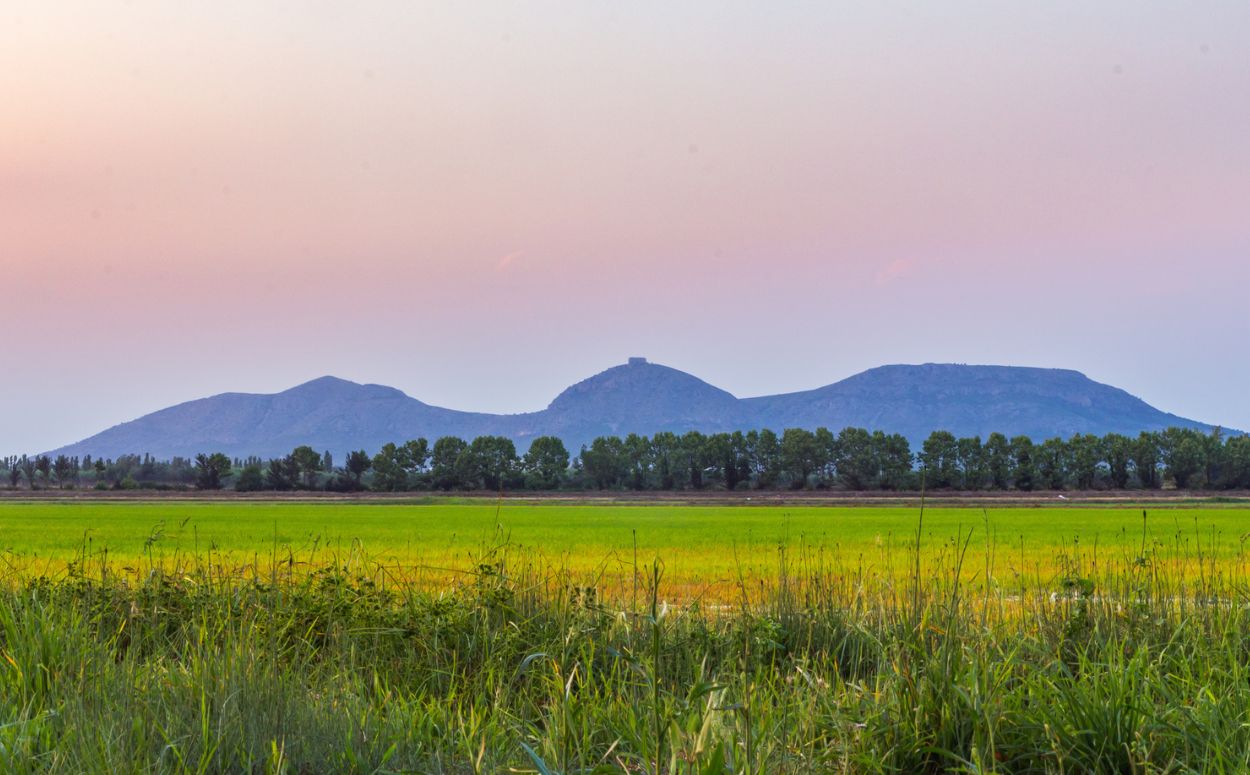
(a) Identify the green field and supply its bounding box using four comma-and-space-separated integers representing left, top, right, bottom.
1, 499, 1247, 598
5, 498, 1250, 772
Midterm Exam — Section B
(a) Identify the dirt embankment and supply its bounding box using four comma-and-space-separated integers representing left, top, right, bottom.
1, 488, 1247, 507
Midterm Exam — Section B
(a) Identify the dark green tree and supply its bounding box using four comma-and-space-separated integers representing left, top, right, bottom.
193, 452, 233, 490
264, 457, 298, 491
706, 431, 750, 491
623, 433, 650, 490
1103, 433, 1133, 489
1133, 432, 1161, 489
779, 428, 820, 489
747, 429, 780, 489
919, 431, 959, 489
875, 432, 914, 490
956, 436, 986, 490
289, 445, 324, 489
1160, 428, 1206, 489
34, 455, 51, 489
1202, 430, 1225, 489
52, 455, 76, 489
679, 431, 709, 489
1010, 436, 1035, 491
371, 443, 410, 492
235, 464, 265, 492
834, 427, 876, 490
403, 439, 431, 480
1036, 438, 1069, 490
464, 436, 518, 490
1221, 435, 1250, 489
1068, 434, 1103, 490
581, 436, 627, 490
985, 432, 1012, 490
345, 450, 372, 486
431, 436, 470, 490
649, 432, 679, 490
522, 436, 570, 490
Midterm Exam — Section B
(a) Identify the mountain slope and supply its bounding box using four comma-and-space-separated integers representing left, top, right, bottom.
516, 359, 747, 443
44, 361, 1230, 459
743, 364, 1214, 444
53, 376, 509, 460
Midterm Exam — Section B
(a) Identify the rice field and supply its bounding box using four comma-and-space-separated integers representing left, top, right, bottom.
2, 497, 1250, 772
0, 499, 1247, 599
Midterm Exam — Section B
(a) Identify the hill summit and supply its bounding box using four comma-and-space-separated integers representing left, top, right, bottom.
45, 360, 1228, 459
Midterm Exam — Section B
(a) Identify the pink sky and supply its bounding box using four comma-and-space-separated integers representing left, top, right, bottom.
3, 2, 1249, 453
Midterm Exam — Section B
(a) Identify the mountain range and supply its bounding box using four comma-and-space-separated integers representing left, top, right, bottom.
45, 359, 1230, 459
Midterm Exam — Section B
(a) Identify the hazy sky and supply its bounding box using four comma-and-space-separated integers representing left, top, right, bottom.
3, 1, 1249, 453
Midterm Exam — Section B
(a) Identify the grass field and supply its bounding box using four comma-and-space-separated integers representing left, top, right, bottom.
1, 499, 1247, 599
4, 497, 1250, 772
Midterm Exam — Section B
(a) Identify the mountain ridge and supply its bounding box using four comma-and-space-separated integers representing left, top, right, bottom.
44, 360, 1234, 459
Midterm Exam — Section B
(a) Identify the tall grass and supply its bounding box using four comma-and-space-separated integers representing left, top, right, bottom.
1, 512, 1249, 772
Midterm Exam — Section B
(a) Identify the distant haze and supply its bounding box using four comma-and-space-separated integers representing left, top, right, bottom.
3, 2, 1249, 454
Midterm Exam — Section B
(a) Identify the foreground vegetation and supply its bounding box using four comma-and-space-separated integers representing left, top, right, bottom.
1, 500, 1250, 771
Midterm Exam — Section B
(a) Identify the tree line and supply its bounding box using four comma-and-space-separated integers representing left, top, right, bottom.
5, 425, 1249, 493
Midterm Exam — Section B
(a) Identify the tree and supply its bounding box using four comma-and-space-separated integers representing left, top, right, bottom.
431, 436, 469, 490
649, 432, 679, 489
6, 462, 19, 489
985, 433, 1012, 490
371, 443, 411, 492
34, 456, 51, 489
919, 431, 959, 489
729, 431, 752, 491
345, 450, 372, 486
623, 433, 650, 490
194, 452, 233, 490
956, 436, 986, 490
1068, 434, 1103, 490
1103, 433, 1133, 489
1010, 436, 1035, 491
875, 432, 914, 490
1221, 435, 1250, 489
1036, 438, 1069, 490
779, 428, 819, 489
706, 431, 750, 491
813, 427, 838, 487
747, 429, 781, 489
1202, 430, 1225, 489
265, 457, 298, 491
834, 427, 876, 490
288, 446, 324, 489
20, 457, 37, 491
679, 431, 709, 489
1133, 432, 1161, 489
522, 436, 570, 490
235, 463, 265, 492
581, 436, 627, 490
403, 439, 430, 480
1160, 428, 1205, 489
52, 455, 76, 489
464, 436, 518, 490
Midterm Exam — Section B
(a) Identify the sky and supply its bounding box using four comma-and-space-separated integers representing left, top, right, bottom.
3, 1, 1249, 454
